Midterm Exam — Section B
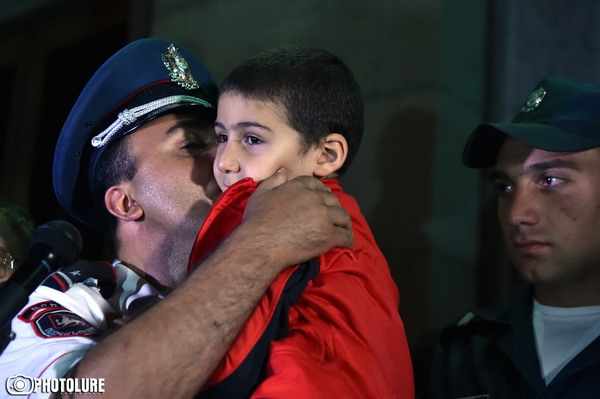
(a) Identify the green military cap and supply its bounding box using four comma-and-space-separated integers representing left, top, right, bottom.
463, 75, 600, 168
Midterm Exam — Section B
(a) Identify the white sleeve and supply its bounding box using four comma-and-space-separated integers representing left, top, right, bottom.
0, 290, 101, 398
0, 261, 154, 398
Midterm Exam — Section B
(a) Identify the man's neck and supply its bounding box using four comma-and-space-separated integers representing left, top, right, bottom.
116, 226, 193, 291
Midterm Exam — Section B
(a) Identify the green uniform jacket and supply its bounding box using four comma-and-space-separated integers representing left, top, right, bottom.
428, 287, 600, 399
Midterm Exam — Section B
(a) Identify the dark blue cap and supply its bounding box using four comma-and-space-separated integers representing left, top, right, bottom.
53, 38, 217, 228
463, 75, 600, 168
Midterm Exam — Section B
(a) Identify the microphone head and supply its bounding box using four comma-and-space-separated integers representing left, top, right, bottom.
31, 220, 82, 267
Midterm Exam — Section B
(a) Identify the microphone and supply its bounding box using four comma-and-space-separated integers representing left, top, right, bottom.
0, 220, 82, 334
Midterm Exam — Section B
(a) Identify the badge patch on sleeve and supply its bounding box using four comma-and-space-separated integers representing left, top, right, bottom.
18, 300, 100, 339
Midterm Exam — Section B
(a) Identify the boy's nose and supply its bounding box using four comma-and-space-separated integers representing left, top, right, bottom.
216, 144, 240, 174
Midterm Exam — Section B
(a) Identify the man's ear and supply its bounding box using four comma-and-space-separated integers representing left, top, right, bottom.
104, 185, 144, 222
313, 133, 348, 178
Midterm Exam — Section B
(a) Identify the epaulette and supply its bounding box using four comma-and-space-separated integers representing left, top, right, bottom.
441, 304, 512, 343
41, 259, 117, 299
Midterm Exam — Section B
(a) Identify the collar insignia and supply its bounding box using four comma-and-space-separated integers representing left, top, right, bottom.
520, 86, 546, 113
162, 44, 200, 90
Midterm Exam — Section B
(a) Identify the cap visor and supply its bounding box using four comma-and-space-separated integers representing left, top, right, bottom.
462, 122, 599, 168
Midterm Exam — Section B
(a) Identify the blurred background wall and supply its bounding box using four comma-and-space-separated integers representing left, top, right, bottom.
0, 0, 599, 394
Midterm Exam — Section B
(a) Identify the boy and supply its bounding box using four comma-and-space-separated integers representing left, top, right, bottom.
189, 46, 414, 398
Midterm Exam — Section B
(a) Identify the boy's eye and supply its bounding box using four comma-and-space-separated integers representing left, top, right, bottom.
216, 133, 228, 143
243, 135, 264, 145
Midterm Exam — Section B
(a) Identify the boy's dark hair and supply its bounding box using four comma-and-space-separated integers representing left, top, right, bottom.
221, 45, 364, 175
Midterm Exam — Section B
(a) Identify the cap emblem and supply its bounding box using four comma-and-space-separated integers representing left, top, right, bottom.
162, 44, 200, 90
520, 86, 546, 113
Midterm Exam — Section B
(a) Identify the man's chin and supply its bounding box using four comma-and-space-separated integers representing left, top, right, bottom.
514, 259, 556, 286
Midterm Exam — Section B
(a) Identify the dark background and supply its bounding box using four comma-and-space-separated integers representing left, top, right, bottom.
1, 0, 599, 394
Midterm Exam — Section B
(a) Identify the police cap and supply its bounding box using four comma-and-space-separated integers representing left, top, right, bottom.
53, 38, 217, 228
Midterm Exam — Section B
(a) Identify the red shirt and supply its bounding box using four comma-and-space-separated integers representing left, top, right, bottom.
189, 178, 414, 398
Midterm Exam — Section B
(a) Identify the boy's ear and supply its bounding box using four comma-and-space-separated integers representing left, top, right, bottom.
313, 133, 348, 178
104, 184, 144, 222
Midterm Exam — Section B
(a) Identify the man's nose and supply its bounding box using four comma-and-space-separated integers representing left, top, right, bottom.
505, 187, 539, 227
216, 143, 240, 174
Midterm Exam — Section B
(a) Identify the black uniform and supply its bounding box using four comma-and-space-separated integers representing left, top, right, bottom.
429, 288, 600, 399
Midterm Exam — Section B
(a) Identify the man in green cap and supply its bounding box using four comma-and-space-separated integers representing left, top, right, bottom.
430, 76, 600, 398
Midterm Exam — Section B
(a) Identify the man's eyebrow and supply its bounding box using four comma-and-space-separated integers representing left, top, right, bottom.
166, 119, 211, 135
523, 159, 580, 174
214, 121, 273, 132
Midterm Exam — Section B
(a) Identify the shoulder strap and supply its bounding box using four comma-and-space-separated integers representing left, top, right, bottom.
197, 258, 319, 399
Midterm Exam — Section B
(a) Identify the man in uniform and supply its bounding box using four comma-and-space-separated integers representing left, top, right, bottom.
0, 38, 353, 398
430, 75, 600, 398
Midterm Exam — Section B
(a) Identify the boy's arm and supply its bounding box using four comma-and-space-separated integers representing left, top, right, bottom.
64, 174, 352, 398
248, 188, 414, 398
251, 253, 414, 399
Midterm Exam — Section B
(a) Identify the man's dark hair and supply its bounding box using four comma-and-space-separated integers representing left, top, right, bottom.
93, 135, 137, 244
91, 109, 214, 245
221, 45, 364, 175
